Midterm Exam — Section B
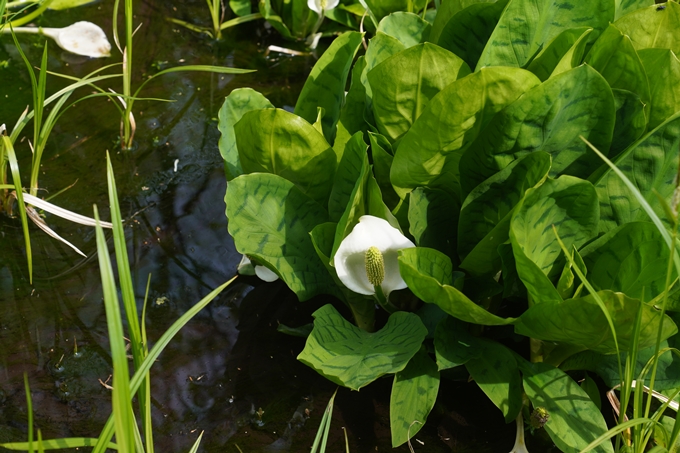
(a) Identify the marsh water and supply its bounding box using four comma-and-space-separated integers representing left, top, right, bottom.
0, 1, 528, 451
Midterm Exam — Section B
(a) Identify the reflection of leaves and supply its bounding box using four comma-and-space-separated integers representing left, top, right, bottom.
521, 361, 614, 453
298, 304, 427, 390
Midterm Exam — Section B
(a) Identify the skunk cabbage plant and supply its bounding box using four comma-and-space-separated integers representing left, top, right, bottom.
223, 2, 680, 451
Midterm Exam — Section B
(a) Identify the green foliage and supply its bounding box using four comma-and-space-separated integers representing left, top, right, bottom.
298, 304, 427, 390
221, 1, 680, 449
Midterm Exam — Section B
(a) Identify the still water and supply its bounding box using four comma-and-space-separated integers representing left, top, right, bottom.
0, 1, 520, 451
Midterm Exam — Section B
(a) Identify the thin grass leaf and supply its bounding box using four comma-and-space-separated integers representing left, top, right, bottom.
0, 438, 118, 451
187, 431, 204, 453
91, 276, 236, 453
219, 12, 263, 30
3, 135, 32, 283
23, 375, 33, 453
581, 418, 657, 453
25, 206, 86, 257
141, 273, 153, 453
94, 205, 134, 453
19, 192, 113, 227
311, 388, 338, 453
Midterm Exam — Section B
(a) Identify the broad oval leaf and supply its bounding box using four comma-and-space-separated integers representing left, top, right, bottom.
458, 152, 551, 265
477, 0, 613, 68
584, 24, 650, 113
235, 108, 338, 207
614, 2, 680, 54
429, 0, 500, 44
398, 247, 516, 325
225, 173, 336, 301
434, 316, 480, 370
466, 339, 522, 423
294, 31, 364, 143
515, 290, 678, 354
377, 12, 431, 48
434, 0, 509, 71
610, 88, 647, 157
390, 66, 540, 199
361, 32, 407, 106
579, 222, 674, 301
615, 0, 654, 20
594, 111, 680, 234
368, 43, 471, 143
297, 304, 427, 391
510, 176, 599, 304
390, 348, 439, 447
521, 361, 614, 453
639, 48, 680, 130
408, 187, 460, 264
526, 27, 593, 82
459, 65, 615, 196
218, 88, 274, 181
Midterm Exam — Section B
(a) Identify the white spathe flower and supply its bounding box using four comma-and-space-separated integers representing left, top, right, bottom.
307, 0, 339, 14
9, 22, 111, 58
238, 255, 279, 282
334, 215, 415, 296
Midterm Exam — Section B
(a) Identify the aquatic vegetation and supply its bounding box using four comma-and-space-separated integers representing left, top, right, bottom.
167, 0, 263, 40
223, 1, 680, 451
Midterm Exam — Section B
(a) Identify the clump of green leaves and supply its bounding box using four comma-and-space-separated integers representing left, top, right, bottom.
222, 2, 680, 451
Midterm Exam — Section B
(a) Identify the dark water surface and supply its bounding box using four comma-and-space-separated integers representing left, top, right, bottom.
0, 1, 523, 451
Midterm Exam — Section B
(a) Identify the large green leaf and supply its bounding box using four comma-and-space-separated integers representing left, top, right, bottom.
584, 24, 650, 114
434, 0, 509, 71
235, 108, 338, 207
225, 173, 335, 301
561, 340, 680, 390
218, 88, 273, 181
297, 304, 427, 390
510, 176, 599, 304
335, 57, 368, 157
408, 187, 460, 264
459, 65, 615, 196
377, 12, 431, 47
428, 0, 499, 45
593, 112, 680, 235
639, 48, 680, 130
526, 27, 592, 82
610, 89, 647, 157
368, 132, 400, 210
579, 222, 674, 301
328, 132, 368, 222
398, 247, 516, 325
361, 32, 407, 108
368, 43, 471, 143
330, 141, 399, 260
521, 361, 614, 453
466, 340, 522, 423
294, 32, 364, 143
458, 152, 551, 266
615, 0, 654, 20
477, 0, 613, 68
391, 67, 540, 199
516, 290, 678, 354
614, 2, 680, 54
390, 347, 439, 447
434, 316, 480, 370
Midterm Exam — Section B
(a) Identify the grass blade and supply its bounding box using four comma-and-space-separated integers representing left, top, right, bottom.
94, 205, 135, 453
3, 135, 32, 283
1, 438, 118, 451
